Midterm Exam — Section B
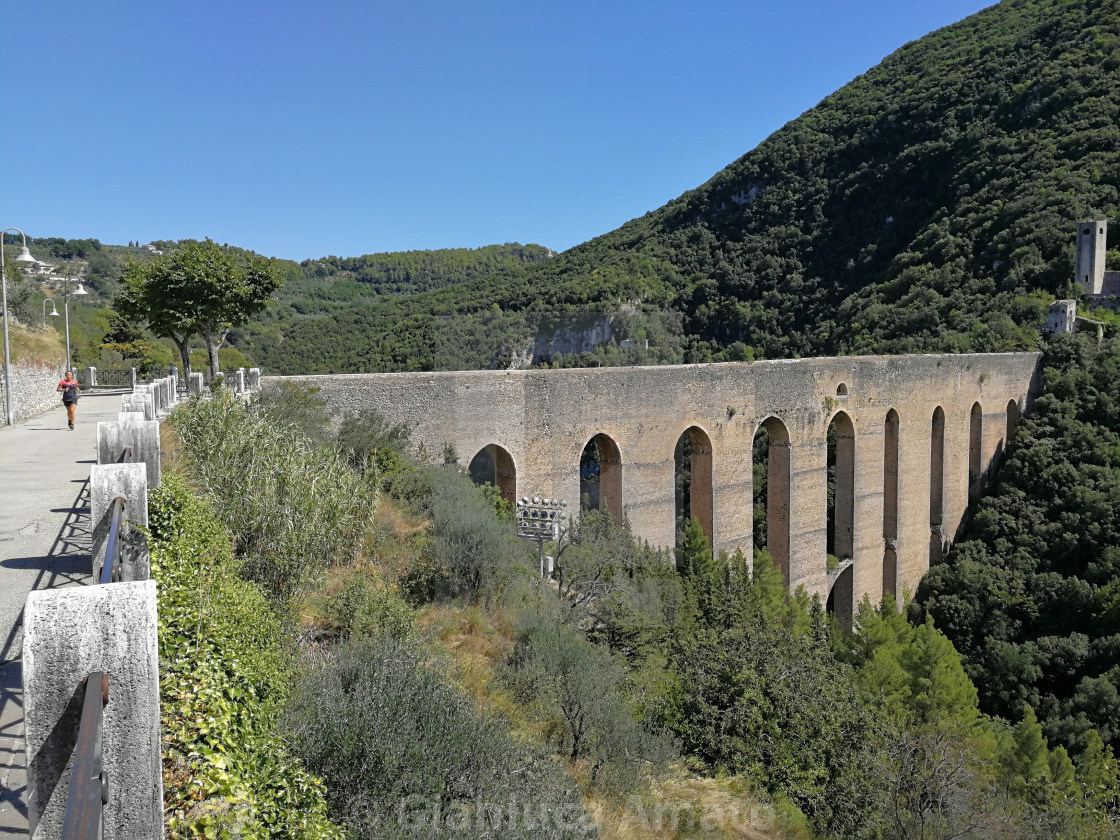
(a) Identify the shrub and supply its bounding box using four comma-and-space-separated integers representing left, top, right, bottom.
284, 634, 595, 840
335, 409, 411, 479
150, 473, 343, 840
172, 393, 378, 599
397, 465, 531, 603
254, 381, 335, 448
501, 607, 678, 797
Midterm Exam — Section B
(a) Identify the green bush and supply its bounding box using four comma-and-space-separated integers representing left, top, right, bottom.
394, 464, 531, 603
323, 570, 414, 640
150, 473, 343, 840
335, 409, 411, 479
500, 607, 678, 797
172, 393, 378, 598
284, 634, 595, 840
253, 381, 336, 449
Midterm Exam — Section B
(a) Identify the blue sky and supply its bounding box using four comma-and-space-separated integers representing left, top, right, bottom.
4, 1, 994, 261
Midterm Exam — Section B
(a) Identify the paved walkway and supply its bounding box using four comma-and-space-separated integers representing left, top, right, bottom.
0, 391, 127, 837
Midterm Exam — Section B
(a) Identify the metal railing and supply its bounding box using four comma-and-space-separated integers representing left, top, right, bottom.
99, 498, 125, 586
80, 368, 179, 388
61, 673, 109, 840
86, 368, 132, 388
64, 445, 131, 837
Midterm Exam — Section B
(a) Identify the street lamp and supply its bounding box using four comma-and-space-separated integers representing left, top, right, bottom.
56, 275, 88, 372
2, 227, 39, 426
42, 298, 60, 325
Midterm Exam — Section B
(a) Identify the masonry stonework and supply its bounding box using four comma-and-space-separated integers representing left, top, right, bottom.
1, 361, 65, 424
268, 352, 1040, 611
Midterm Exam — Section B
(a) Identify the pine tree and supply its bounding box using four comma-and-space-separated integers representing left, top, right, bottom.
751, 548, 787, 622
1075, 729, 1120, 813
677, 516, 711, 578
901, 617, 980, 727
1004, 705, 1053, 795
1048, 745, 1078, 797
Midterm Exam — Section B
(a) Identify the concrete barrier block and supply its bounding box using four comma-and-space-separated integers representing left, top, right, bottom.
118, 412, 146, 423
23, 581, 164, 840
90, 463, 149, 582
122, 392, 155, 422
152, 382, 167, 417
188, 372, 204, 396
97, 420, 161, 490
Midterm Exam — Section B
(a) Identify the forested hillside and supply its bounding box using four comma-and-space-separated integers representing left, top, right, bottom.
917, 333, 1120, 757
243, 0, 1120, 374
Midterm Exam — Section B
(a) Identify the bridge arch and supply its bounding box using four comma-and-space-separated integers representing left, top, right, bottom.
883, 409, 900, 600
969, 402, 983, 504
827, 563, 855, 631
930, 406, 946, 563
752, 416, 791, 584
1007, 399, 1019, 441
580, 433, 623, 526
468, 444, 517, 507
674, 425, 714, 547
826, 411, 855, 630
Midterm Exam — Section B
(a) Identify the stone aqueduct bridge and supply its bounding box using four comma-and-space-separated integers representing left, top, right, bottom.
268, 351, 1040, 622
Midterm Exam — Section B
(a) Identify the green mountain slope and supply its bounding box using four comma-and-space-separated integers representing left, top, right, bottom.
246, 0, 1120, 374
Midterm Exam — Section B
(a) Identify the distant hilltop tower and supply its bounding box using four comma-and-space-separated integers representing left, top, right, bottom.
1075, 220, 1108, 295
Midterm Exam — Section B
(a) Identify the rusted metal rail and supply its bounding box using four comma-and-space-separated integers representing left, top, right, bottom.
64, 442, 133, 835
99, 499, 125, 586
61, 673, 109, 840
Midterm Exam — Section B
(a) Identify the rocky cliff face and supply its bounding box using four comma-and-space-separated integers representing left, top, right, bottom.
494, 314, 617, 369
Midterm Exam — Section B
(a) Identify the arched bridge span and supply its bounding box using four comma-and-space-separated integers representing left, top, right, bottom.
268, 352, 1040, 611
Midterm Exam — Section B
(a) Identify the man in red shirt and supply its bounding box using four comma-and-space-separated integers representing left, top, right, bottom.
56, 370, 79, 430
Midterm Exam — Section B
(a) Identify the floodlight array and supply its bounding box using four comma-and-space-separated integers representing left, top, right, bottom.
515, 495, 568, 541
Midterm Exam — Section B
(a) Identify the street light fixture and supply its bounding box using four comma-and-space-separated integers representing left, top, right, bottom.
59, 275, 88, 372
42, 298, 60, 325
2, 227, 39, 426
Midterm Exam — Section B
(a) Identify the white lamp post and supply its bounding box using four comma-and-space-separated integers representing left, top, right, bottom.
42, 298, 60, 325
2, 227, 40, 426
58, 275, 88, 372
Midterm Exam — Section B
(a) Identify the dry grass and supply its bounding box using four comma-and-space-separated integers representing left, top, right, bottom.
417, 602, 527, 727
0, 323, 64, 365
364, 495, 429, 583
418, 601, 805, 840
587, 770, 812, 840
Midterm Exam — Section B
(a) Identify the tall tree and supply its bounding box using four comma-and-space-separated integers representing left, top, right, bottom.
114, 240, 281, 379
115, 259, 197, 376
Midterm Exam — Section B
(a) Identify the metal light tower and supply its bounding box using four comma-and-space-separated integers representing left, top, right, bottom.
515, 496, 568, 577
2, 228, 40, 425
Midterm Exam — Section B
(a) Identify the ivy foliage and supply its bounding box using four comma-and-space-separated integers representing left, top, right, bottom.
149, 474, 344, 840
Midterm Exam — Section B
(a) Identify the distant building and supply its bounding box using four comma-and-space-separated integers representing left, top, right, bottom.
143, 243, 164, 255
1075, 219, 1120, 296
1046, 299, 1076, 333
